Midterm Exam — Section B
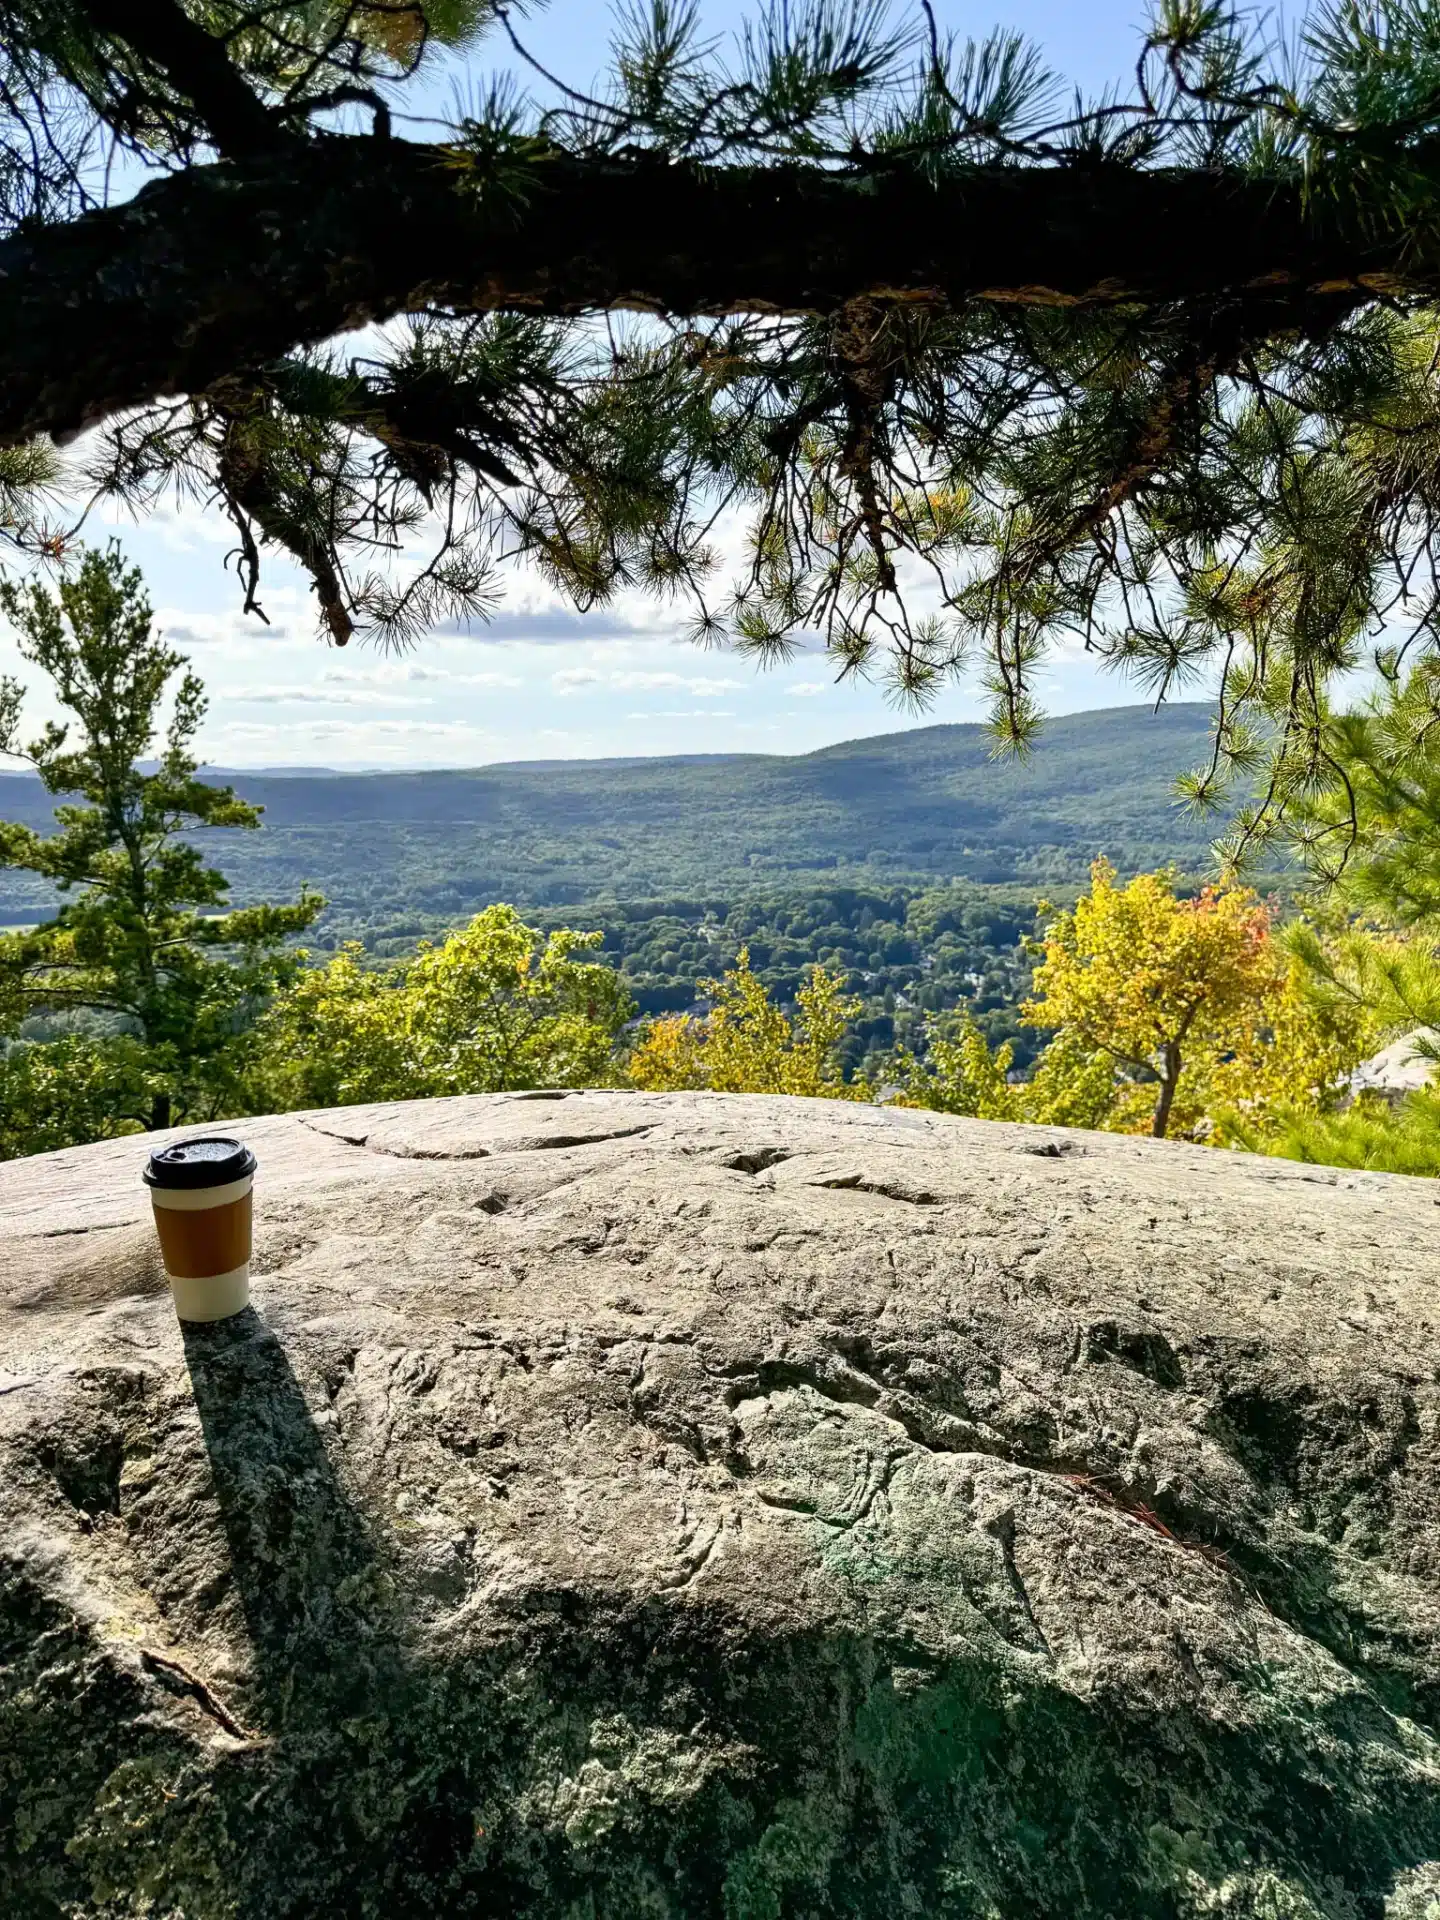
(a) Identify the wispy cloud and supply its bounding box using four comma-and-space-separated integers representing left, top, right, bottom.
439, 608, 672, 643
610, 671, 744, 695
553, 667, 744, 697
321, 662, 522, 690
160, 613, 294, 646
412, 668, 522, 688
625, 708, 737, 720
225, 685, 432, 708
215, 718, 501, 743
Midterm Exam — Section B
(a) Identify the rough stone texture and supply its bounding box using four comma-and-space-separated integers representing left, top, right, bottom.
3, 1091, 1440, 1919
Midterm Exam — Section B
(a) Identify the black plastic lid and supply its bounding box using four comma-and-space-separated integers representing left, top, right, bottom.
143, 1136, 256, 1191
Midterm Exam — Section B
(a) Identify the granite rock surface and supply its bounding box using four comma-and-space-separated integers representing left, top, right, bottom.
3, 1091, 1440, 1918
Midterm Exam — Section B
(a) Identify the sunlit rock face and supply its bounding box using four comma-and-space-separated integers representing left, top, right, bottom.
3, 1091, 1439, 1918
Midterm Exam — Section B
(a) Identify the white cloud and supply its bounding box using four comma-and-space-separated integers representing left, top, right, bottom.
320, 662, 409, 686
111, 502, 236, 555
552, 668, 603, 693
321, 662, 522, 690
609, 671, 744, 695
225, 685, 432, 708
157, 609, 294, 647
213, 718, 502, 745
429, 669, 523, 689
788, 681, 829, 697
553, 667, 744, 698
625, 708, 736, 720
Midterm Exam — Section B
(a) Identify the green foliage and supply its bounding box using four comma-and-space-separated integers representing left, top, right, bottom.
1242, 670, 1440, 1176
892, 1013, 1124, 1131
15, 0, 1440, 801
0, 545, 322, 1144
2, 0, 496, 174
0, 1031, 158, 1158
890, 1012, 1019, 1120
586, 882, 1044, 1078
1285, 668, 1440, 922
0, 703, 1227, 946
250, 904, 634, 1109
1246, 1090, 1440, 1179
0, 441, 64, 563
1285, 913, 1440, 1052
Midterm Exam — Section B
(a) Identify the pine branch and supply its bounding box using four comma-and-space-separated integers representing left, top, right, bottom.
77, 0, 284, 158
0, 139, 1404, 449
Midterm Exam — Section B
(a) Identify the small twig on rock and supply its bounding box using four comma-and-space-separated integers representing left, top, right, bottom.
140, 1648, 256, 1741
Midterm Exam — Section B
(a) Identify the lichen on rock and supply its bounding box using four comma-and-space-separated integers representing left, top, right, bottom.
3, 1091, 1440, 1916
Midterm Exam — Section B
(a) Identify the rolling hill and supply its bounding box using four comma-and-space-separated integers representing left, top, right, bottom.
0, 702, 1225, 929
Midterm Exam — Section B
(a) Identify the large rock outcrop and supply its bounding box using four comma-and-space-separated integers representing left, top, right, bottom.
3, 1091, 1440, 1918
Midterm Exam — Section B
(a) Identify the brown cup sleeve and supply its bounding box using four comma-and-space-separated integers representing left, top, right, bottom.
151, 1192, 253, 1279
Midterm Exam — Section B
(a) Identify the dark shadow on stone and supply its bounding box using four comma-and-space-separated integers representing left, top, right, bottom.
182, 1309, 385, 1728
181, 1309, 501, 1917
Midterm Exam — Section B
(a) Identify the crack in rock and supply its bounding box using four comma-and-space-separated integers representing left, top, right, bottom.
502, 1126, 655, 1152
38, 1221, 130, 1239
719, 1147, 793, 1175
300, 1118, 491, 1159
300, 1117, 656, 1159
808, 1171, 939, 1204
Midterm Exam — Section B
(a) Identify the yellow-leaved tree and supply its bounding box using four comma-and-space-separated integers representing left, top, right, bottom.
249, 904, 633, 1110
627, 948, 866, 1099
1024, 860, 1363, 1138
896, 861, 1368, 1141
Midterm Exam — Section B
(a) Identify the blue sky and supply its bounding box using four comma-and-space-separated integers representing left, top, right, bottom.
3, 0, 1185, 770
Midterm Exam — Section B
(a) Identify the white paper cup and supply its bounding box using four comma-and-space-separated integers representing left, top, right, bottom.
143, 1138, 257, 1323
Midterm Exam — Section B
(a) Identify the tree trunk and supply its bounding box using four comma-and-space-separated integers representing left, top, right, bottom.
1151, 1045, 1180, 1140
0, 143, 1408, 449
149, 1091, 172, 1132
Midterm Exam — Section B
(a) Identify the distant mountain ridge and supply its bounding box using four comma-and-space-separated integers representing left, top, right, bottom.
0, 702, 1225, 927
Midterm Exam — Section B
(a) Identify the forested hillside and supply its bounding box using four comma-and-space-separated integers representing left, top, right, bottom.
0, 702, 1220, 936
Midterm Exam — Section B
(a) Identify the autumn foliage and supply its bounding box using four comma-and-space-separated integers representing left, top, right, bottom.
897, 859, 1368, 1141
627, 948, 866, 1100
249, 905, 634, 1111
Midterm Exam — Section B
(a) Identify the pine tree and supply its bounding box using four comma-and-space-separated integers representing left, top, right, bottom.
0, 544, 322, 1139
1252, 669, 1440, 1172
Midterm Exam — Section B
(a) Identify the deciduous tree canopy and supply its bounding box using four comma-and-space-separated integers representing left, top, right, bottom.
8, 0, 1440, 825
249, 903, 635, 1108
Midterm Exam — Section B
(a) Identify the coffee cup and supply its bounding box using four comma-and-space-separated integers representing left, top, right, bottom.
143, 1137, 257, 1322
